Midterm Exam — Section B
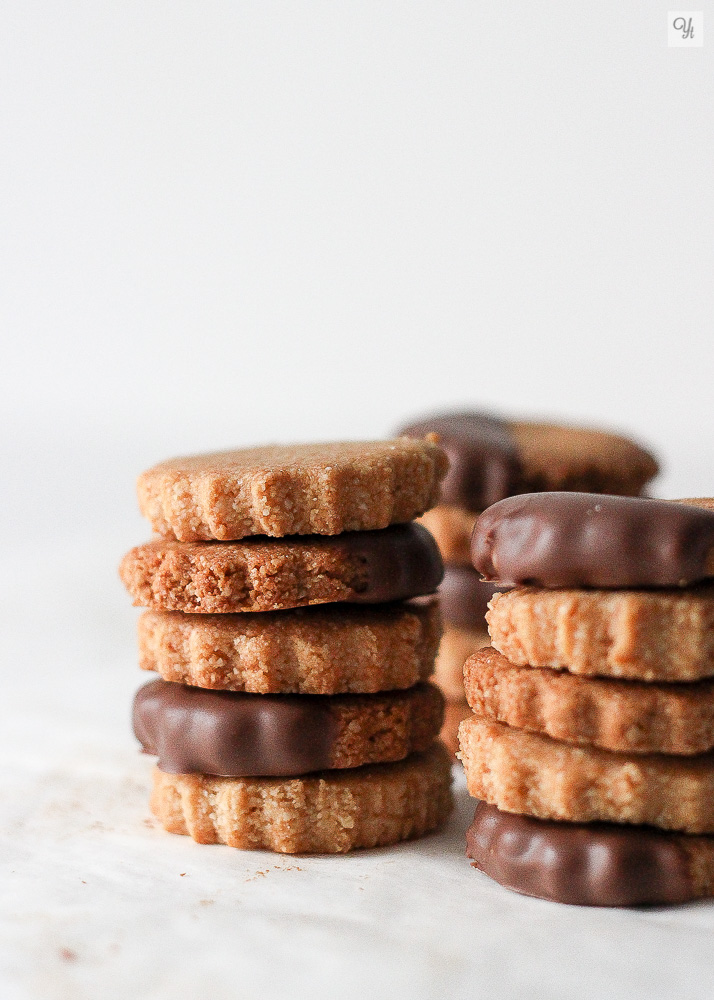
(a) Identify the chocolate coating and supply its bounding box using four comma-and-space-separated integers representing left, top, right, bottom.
466, 802, 694, 906
472, 493, 714, 588
439, 565, 507, 628
133, 680, 338, 777
399, 412, 519, 511
335, 523, 444, 602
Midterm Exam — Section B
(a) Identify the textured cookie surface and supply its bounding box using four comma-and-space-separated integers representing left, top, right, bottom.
134, 679, 444, 775
464, 647, 714, 754
467, 802, 713, 906
119, 524, 443, 614
488, 585, 714, 681
150, 744, 453, 853
473, 494, 714, 589
458, 718, 714, 834
434, 624, 490, 702
138, 439, 448, 541
138, 602, 441, 694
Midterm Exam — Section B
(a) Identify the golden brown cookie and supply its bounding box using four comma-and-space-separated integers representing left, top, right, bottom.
419, 506, 478, 565
433, 624, 490, 702
150, 744, 453, 853
119, 524, 442, 615
487, 585, 714, 681
138, 439, 448, 542
509, 422, 658, 496
464, 647, 714, 755
138, 602, 441, 694
458, 717, 714, 834
134, 679, 445, 775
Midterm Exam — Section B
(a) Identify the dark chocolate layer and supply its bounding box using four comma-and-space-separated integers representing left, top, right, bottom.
134, 680, 338, 777
472, 493, 714, 588
337, 523, 444, 602
399, 411, 519, 511
466, 802, 695, 906
439, 565, 506, 628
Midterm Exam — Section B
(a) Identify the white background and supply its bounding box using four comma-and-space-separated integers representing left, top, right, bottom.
2, 3, 714, 998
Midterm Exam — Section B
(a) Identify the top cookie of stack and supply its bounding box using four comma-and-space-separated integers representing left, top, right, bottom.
396, 411, 659, 746
119, 439, 453, 855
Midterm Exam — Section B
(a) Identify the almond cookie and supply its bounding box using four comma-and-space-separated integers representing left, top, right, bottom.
458, 717, 714, 834
138, 602, 441, 694
464, 647, 714, 754
137, 439, 448, 542
419, 505, 478, 565
399, 412, 658, 510
473, 493, 714, 589
466, 802, 714, 906
133, 679, 445, 775
150, 743, 453, 853
434, 624, 490, 702
119, 523, 443, 614
440, 701, 472, 759
487, 585, 714, 681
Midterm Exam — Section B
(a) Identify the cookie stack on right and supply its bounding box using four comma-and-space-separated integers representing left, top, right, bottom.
398, 412, 659, 754
459, 492, 714, 907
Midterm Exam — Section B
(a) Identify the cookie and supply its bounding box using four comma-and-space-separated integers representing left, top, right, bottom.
138, 602, 441, 694
149, 743, 453, 853
439, 565, 505, 628
399, 412, 658, 510
466, 802, 712, 906
434, 624, 490, 702
119, 523, 443, 614
134, 679, 445, 776
419, 505, 478, 565
472, 494, 714, 589
487, 585, 714, 681
458, 717, 714, 834
464, 647, 714, 754
137, 439, 448, 542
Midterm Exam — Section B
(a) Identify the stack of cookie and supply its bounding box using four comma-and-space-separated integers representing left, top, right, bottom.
119, 440, 454, 854
459, 492, 714, 906
398, 412, 658, 753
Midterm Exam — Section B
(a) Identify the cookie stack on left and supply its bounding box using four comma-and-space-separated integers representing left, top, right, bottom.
119, 440, 454, 854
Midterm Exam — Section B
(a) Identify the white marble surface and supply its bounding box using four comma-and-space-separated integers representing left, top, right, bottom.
3, 538, 714, 1000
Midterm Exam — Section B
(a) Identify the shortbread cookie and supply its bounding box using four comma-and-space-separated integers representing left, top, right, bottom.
119, 524, 443, 614
473, 493, 714, 588
138, 602, 441, 694
138, 439, 448, 542
134, 679, 444, 776
464, 647, 714, 754
399, 412, 658, 510
419, 505, 478, 565
440, 565, 505, 628
466, 802, 713, 906
440, 701, 471, 759
434, 624, 490, 702
150, 744, 453, 853
458, 718, 714, 834
487, 585, 714, 681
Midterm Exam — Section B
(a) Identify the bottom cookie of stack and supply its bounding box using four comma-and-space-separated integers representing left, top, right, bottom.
152, 744, 453, 854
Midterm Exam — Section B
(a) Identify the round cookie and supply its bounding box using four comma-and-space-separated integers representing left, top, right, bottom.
150, 744, 453, 854
399, 412, 658, 511
419, 505, 479, 566
434, 624, 490, 702
466, 802, 713, 906
133, 679, 445, 776
473, 494, 714, 589
138, 602, 441, 694
487, 585, 714, 681
464, 647, 714, 755
458, 717, 714, 834
119, 523, 443, 614
137, 439, 448, 542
